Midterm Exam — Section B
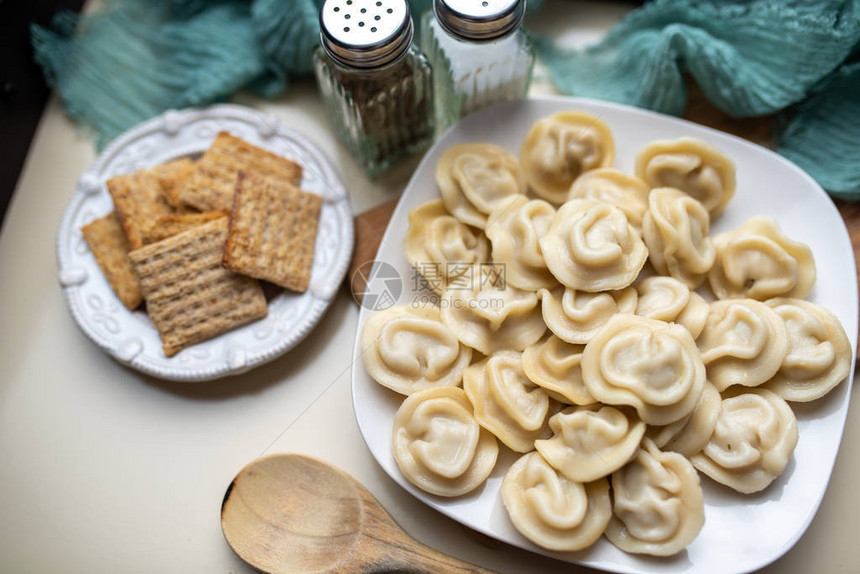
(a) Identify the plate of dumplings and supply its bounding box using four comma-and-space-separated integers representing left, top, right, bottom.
350, 96, 857, 574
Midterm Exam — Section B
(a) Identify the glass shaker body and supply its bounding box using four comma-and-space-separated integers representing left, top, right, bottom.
313, 0, 435, 177
421, 0, 535, 131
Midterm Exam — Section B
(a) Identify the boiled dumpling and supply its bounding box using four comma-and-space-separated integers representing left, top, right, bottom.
642, 187, 716, 289
635, 137, 736, 216
463, 351, 553, 452
436, 143, 523, 229
708, 216, 816, 301
521, 335, 596, 406
648, 381, 721, 457
539, 285, 637, 345
361, 305, 472, 395
534, 404, 645, 482
501, 451, 611, 551
691, 387, 798, 494
441, 267, 546, 354
763, 298, 852, 402
521, 111, 615, 204
392, 386, 499, 497
697, 298, 789, 391
539, 199, 648, 292
404, 199, 489, 294
581, 314, 706, 425
606, 438, 705, 556
634, 276, 709, 339
568, 168, 650, 232
485, 194, 558, 291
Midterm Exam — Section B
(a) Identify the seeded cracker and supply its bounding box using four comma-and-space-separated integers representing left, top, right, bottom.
107, 158, 195, 250
176, 132, 303, 212
223, 171, 323, 292
141, 209, 230, 245
129, 217, 267, 357
81, 212, 143, 310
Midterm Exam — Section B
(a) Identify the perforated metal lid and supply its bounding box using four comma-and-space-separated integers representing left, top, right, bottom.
434, 0, 525, 41
320, 0, 413, 68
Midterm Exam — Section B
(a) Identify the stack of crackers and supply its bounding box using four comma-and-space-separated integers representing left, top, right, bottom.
81, 132, 324, 358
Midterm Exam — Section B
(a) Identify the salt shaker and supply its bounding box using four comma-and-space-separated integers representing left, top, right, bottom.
313, 0, 435, 176
421, 0, 535, 131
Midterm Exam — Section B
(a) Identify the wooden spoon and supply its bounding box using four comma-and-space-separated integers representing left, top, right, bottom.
221, 453, 495, 574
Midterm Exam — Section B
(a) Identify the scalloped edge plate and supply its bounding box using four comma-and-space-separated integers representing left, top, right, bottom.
58, 104, 354, 382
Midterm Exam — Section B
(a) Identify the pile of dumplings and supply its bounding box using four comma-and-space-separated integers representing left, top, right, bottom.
360, 110, 853, 557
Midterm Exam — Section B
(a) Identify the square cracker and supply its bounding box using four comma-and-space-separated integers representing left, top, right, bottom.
106, 158, 195, 250
153, 157, 196, 210
141, 209, 229, 245
176, 132, 303, 212
223, 171, 323, 292
81, 212, 143, 310
129, 217, 267, 357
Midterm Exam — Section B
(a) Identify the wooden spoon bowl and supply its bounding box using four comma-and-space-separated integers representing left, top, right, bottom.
221, 453, 494, 574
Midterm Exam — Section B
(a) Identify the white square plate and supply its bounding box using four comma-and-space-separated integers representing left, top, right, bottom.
351, 96, 857, 573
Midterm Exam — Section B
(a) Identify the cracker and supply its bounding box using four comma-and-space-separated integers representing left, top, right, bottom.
141, 209, 229, 245
176, 132, 303, 212
81, 212, 143, 310
129, 217, 267, 357
223, 171, 323, 292
153, 158, 197, 210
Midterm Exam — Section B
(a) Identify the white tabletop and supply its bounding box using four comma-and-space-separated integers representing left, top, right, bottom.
1, 2, 859, 572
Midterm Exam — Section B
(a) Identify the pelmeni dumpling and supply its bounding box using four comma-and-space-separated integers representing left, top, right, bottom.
539, 199, 648, 292
521, 111, 615, 204
436, 143, 523, 229
539, 285, 637, 345
697, 298, 789, 391
362, 305, 472, 395
642, 187, 716, 289
463, 351, 553, 452
634, 276, 709, 339
635, 137, 736, 217
763, 298, 852, 402
568, 168, 650, 232
501, 451, 611, 551
708, 216, 816, 301
534, 404, 645, 482
392, 386, 499, 497
484, 195, 558, 291
606, 438, 705, 556
648, 381, 721, 457
581, 315, 706, 425
404, 199, 489, 294
691, 388, 798, 494
521, 335, 596, 405
441, 268, 546, 355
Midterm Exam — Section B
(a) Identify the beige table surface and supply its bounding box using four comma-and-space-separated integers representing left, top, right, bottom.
2, 2, 859, 572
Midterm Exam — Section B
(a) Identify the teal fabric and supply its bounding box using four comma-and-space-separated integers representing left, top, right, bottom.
777, 57, 860, 199
535, 0, 860, 199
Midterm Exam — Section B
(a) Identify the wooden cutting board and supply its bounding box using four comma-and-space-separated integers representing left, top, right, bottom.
347, 86, 860, 310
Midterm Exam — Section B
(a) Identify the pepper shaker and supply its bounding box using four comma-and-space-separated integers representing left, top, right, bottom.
313, 0, 435, 177
421, 0, 535, 131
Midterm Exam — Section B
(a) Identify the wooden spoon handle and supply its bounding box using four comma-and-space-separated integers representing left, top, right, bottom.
358, 485, 496, 573
374, 536, 496, 574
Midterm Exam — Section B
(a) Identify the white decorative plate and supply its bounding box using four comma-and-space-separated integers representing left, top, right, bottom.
58, 104, 354, 382
351, 97, 858, 573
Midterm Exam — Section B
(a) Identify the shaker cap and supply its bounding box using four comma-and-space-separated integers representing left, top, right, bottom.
434, 0, 525, 41
320, 0, 413, 68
